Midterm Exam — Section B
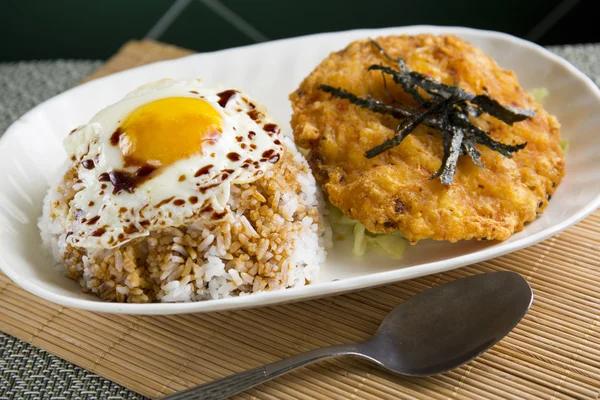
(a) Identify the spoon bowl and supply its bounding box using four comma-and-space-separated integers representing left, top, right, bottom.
362, 271, 533, 376
163, 271, 533, 400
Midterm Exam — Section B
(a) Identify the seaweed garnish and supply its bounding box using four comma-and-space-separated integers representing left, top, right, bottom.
317, 39, 535, 185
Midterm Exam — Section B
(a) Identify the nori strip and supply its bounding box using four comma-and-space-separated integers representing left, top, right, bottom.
369, 64, 535, 125
316, 40, 535, 184
319, 85, 444, 130
380, 69, 403, 104
319, 85, 526, 161
318, 84, 412, 120
470, 95, 536, 124
368, 65, 429, 104
369, 38, 408, 72
440, 126, 464, 185
430, 109, 453, 180
365, 98, 451, 158
451, 112, 527, 158
462, 135, 483, 168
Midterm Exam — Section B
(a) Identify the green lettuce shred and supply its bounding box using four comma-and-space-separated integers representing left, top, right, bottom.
327, 202, 408, 259
353, 223, 367, 257
297, 146, 310, 157
530, 87, 549, 105
528, 88, 567, 152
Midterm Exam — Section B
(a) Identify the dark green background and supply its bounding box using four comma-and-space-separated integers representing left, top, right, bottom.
0, 0, 596, 61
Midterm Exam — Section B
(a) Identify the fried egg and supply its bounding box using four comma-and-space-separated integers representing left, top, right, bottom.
64, 79, 283, 249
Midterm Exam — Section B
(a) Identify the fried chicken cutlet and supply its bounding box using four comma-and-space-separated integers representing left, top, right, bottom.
290, 34, 565, 243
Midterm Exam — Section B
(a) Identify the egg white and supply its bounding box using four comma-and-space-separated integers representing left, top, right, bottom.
63, 79, 283, 249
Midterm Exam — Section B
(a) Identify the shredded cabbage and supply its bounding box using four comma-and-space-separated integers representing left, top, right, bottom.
297, 146, 310, 157
528, 88, 567, 152
370, 232, 408, 259
327, 202, 408, 259
530, 87, 549, 105
353, 223, 367, 257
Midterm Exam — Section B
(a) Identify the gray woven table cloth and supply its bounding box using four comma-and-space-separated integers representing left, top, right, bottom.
1, 43, 600, 400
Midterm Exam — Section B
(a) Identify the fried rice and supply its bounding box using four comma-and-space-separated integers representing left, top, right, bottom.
39, 137, 330, 303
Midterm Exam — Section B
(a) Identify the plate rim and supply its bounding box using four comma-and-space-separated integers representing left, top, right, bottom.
1, 25, 600, 315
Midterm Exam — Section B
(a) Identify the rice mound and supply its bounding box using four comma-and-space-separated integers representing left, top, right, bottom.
39, 137, 330, 303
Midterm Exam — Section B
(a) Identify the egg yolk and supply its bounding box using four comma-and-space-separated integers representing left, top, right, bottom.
118, 97, 222, 167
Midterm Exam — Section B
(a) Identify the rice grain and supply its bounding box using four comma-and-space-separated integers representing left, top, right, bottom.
39, 139, 329, 303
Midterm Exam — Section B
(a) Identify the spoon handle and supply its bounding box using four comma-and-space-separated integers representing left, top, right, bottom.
161, 343, 363, 400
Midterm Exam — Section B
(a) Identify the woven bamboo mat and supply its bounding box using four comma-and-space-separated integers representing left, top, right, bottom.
1, 40, 600, 400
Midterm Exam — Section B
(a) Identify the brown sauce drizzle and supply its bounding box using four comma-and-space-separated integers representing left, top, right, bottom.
269, 154, 280, 164
173, 199, 185, 206
189, 196, 198, 204
199, 183, 220, 194
235, 136, 243, 142
274, 139, 281, 145
189, 90, 199, 94
227, 152, 241, 161
262, 149, 276, 159
240, 143, 247, 149
110, 127, 123, 145
264, 124, 280, 134
178, 174, 186, 182
82, 159, 95, 169
248, 131, 256, 139
247, 110, 262, 121
212, 212, 227, 220
124, 224, 139, 234
194, 164, 213, 177
88, 201, 95, 207
201, 204, 214, 213
217, 90, 238, 108
156, 196, 175, 207
136, 165, 155, 177
86, 215, 100, 225
91, 227, 106, 237
98, 164, 156, 194
250, 144, 257, 150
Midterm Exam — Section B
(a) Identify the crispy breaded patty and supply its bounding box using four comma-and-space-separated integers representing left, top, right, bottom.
290, 34, 565, 243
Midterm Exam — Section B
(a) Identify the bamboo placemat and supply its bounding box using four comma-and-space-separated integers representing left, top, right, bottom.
1, 40, 600, 400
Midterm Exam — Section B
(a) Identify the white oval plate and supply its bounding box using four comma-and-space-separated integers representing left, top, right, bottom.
1, 26, 599, 315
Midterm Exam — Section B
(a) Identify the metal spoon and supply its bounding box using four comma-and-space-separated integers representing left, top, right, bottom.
163, 271, 533, 400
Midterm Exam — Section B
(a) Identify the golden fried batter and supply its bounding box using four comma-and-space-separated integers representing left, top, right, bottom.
290, 35, 565, 243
